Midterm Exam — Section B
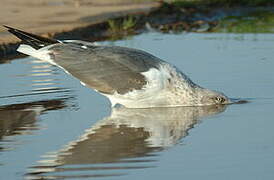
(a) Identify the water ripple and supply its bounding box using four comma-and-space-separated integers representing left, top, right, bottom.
0, 57, 74, 106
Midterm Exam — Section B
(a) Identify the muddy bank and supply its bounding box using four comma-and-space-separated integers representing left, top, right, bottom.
0, 0, 160, 60
1, 1, 274, 60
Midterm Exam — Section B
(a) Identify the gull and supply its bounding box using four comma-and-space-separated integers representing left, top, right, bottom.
4, 25, 231, 108
28, 105, 226, 178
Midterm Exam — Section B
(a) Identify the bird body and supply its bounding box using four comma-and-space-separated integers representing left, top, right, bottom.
5, 26, 230, 108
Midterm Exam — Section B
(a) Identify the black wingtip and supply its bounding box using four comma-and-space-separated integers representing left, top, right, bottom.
3, 25, 11, 29
3, 25, 10, 29
3, 25, 15, 33
3, 25, 20, 33
3, 25, 58, 49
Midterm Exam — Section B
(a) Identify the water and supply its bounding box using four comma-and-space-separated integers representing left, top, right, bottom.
0, 32, 274, 180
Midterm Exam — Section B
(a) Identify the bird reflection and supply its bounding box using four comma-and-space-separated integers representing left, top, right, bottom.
0, 98, 68, 151
27, 105, 227, 179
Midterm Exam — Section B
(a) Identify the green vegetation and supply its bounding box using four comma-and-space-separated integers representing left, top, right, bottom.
106, 1, 274, 36
170, 0, 274, 7
108, 16, 137, 34
214, 11, 274, 33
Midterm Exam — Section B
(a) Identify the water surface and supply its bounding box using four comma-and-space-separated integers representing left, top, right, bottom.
0, 32, 274, 180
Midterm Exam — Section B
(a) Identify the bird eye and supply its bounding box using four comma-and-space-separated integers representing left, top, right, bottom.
215, 97, 220, 101
215, 96, 224, 103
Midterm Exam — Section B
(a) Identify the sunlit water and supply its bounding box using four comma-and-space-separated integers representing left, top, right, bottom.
0, 32, 274, 180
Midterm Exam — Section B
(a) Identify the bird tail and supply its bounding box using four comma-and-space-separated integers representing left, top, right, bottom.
4, 25, 59, 61
3, 25, 58, 50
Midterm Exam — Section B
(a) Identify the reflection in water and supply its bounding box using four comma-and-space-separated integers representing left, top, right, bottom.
0, 57, 74, 152
0, 98, 69, 151
27, 60, 72, 98
27, 105, 227, 179
0, 58, 72, 105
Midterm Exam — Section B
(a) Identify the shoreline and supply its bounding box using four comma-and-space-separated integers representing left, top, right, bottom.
0, 0, 160, 60
1, 1, 273, 60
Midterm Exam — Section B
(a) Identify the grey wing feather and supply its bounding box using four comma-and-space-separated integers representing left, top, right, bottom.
49, 42, 161, 94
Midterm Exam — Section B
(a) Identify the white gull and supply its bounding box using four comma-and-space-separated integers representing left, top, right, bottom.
5, 25, 230, 108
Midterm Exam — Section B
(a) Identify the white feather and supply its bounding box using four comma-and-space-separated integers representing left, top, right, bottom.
105, 64, 175, 108
18, 44, 56, 65
17, 44, 73, 76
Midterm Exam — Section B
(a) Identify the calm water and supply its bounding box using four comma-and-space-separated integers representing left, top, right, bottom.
0, 32, 274, 180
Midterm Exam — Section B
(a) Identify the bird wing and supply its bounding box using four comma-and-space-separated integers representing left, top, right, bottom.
48, 42, 161, 95
3, 26, 161, 95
